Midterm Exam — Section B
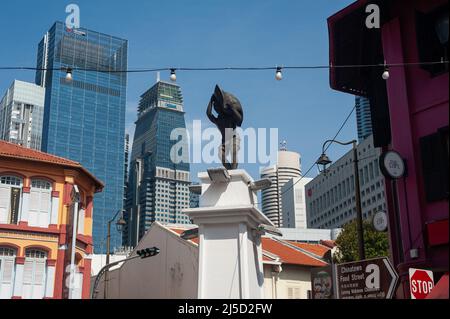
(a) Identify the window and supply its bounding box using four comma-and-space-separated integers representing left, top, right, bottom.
29, 179, 52, 227
0, 175, 23, 224
416, 5, 449, 76
22, 249, 47, 299
420, 126, 449, 202
0, 247, 16, 299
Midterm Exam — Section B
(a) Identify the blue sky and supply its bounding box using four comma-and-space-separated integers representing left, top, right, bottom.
0, 0, 357, 181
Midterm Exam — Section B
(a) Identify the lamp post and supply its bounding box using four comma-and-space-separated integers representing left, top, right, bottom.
104, 209, 126, 299
316, 139, 366, 261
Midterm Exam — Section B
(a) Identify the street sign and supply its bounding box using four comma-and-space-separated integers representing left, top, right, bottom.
379, 150, 406, 179
373, 211, 388, 232
409, 268, 434, 299
335, 257, 398, 299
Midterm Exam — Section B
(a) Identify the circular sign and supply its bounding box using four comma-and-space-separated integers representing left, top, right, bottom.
373, 211, 388, 232
379, 150, 406, 179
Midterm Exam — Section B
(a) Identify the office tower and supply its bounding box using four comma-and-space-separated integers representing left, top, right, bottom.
260, 149, 302, 227
124, 80, 191, 248
0, 80, 45, 150
355, 96, 373, 142
36, 22, 128, 252
305, 135, 386, 229
189, 183, 200, 209
281, 177, 313, 229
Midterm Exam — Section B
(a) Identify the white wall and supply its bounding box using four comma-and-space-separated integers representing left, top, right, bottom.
264, 264, 312, 299
93, 224, 198, 299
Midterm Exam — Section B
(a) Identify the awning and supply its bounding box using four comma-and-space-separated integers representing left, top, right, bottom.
426, 272, 449, 299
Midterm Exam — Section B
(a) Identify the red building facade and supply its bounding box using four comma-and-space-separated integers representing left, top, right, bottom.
328, 0, 448, 298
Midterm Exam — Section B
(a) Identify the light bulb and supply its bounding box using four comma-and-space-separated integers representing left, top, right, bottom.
65, 68, 73, 82
382, 69, 390, 80
275, 67, 283, 81
170, 69, 177, 82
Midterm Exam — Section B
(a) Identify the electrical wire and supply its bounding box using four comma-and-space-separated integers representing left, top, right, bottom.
0, 60, 448, 73
253, 103, 356, 207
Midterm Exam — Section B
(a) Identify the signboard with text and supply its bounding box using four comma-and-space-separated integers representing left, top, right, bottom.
335, 257, 398, 299
409, 268, 434, 299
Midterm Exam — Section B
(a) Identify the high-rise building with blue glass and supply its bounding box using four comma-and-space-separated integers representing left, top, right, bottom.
355, 96, 373, 142
123, 80, 191, 248
35, 22, 128, 252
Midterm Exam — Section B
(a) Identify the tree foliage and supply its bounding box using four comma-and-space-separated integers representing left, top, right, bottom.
334, 219, 390, 263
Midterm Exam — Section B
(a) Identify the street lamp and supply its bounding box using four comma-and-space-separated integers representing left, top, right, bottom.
316, 139, 366, 261
104, 209, 126, 299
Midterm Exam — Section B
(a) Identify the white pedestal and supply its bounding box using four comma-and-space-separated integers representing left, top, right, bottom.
184, 169, 274, 299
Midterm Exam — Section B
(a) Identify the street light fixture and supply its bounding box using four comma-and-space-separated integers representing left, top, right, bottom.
104, 209, 126, 299
316, 139, 366, 261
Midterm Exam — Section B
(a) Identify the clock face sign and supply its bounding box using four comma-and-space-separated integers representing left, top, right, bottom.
373, 211, 388, 232
380, 151, 405, 179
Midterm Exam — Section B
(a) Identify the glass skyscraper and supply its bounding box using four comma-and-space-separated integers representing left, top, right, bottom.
123, 80, 191, 248
355, 96, 373, 142
0, 80, 45, 150
35, 22, 128, 252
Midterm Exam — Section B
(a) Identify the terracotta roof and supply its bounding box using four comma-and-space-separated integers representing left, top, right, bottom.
0, 140, 104, 189
319, 240, 337, 249
261, 237, 328, 267
287, 241, 330, 258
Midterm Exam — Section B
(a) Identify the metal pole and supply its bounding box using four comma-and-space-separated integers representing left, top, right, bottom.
69, 185, 80, 299
352, 141, 366, 260
104, 220, 111, 299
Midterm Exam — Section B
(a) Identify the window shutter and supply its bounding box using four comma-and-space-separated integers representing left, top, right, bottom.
1, 259, 14, 283
34, 260, 45, 285
23, 260, 34, 284
39, 191, 51, 227
0, 187, 10, 223
29, 191, 41, 226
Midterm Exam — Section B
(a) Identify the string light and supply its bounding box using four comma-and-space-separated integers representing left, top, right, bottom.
275, 67, 283, 81
382, 61, 389, 80
0, 61, 447, 80
65, 67, 73, 82
170, 68, 177, 82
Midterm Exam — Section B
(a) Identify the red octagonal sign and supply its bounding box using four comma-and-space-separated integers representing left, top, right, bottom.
409, 268, 434, 299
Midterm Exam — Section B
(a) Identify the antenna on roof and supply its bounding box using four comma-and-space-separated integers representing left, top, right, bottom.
280, 140, 287, 151
156, 71, 160, 83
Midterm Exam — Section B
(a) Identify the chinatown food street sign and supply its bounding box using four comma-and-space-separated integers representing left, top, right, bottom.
335, 257, 398, 299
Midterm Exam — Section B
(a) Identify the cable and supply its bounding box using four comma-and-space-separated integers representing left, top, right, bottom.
279, 104, 356, 198
254, 103, 356, 208
0, 60, 447, 73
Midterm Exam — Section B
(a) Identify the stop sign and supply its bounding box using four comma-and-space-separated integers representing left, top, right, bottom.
409, 268, 434, 299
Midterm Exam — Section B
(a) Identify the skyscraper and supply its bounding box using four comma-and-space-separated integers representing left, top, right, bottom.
0, 80, 45, 150
36, 22, 128, 252
281, 176, 313, 229
260, 149, 302, 227
124, 80, 191, 248
355, 96, 373, 142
